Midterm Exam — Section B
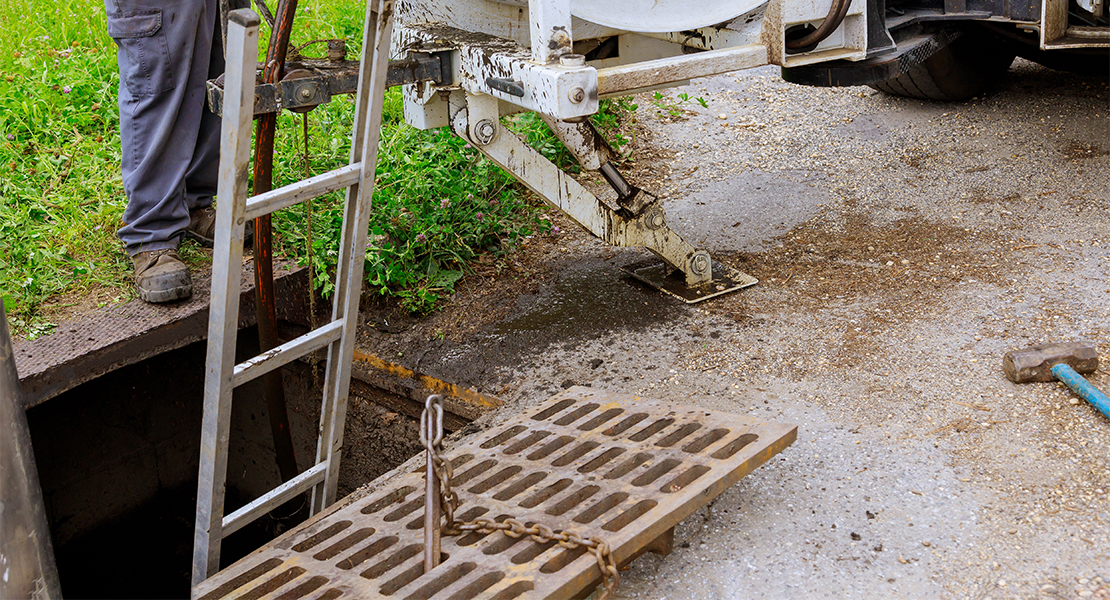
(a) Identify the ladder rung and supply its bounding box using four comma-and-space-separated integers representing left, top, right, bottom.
244, 162, 362, 221
221, 462, 327, 536
231, 320, 344, 388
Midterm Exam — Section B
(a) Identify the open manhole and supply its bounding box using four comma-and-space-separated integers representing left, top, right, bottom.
194, 387, 797, 599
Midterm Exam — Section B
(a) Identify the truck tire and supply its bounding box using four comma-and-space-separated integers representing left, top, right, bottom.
869, 32, 1016, 101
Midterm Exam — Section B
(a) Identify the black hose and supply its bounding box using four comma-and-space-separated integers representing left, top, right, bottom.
786, 0, 853, 50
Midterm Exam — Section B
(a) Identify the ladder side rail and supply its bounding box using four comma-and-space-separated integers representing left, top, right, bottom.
312, 0, 396, 512
192, 8, 262, 588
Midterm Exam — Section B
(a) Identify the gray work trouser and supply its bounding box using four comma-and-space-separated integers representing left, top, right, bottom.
106, 0, 222, 256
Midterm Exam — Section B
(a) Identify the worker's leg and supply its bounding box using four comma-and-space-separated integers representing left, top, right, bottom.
181, 12, 225, 247
106, 0, 219, 299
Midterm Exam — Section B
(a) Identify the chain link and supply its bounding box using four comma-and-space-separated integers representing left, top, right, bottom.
421, 395, 620, 599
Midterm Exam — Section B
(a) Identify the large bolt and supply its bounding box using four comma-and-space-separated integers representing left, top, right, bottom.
568, 87, 586, 104
299, 87, 313, 100
644, 206, 666, 230
691, 253, 711, 276
473, 119, 496, 145
559, 53, 586, 68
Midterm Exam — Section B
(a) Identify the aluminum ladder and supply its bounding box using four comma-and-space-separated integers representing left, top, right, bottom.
191, 2, 395, 587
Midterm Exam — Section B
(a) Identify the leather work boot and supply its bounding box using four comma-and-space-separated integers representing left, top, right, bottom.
132, 249, 192, 303
186, 206, 254, 248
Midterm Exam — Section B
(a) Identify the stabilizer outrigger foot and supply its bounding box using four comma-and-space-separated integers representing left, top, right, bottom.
451, 90, 757, 302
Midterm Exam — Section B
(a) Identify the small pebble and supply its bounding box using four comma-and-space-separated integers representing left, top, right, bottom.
717, 114, 727, 119
1070, 398, 1081, 405
922, 541, 931, 547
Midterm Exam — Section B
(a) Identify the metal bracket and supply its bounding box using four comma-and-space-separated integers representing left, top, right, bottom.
205, 51, 451, 116
452, 91, 755, 299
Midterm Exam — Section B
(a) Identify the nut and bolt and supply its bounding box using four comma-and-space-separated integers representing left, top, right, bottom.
568, 87, 586, 104
473, 119, 496, 145
299, 87, 314, 100
691, 253, 711, 275
645, 207, 666, 230
559, 53, 586, 68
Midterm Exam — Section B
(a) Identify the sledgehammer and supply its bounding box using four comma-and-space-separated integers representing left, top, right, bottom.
1003, 341, 1110, 419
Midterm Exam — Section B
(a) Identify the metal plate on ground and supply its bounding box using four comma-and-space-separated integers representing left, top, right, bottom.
623, 259, 758, 303
193, 387, 796, 600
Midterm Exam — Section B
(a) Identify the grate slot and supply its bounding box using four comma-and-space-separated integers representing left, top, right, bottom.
401, 562, 477, 600
275, 575, 328, 600
517, 479, 573, 509
493, 472, 547, 502
631, 459, 681, 486
578, 409, 624, 431
337, 536, 399, 570
510, 540, 558, 564
470, 466, 524, 494
447, 571, 505, 600
602, 499, 657, 532
362, 487, 417, 515
602, 413, 648, 436
317, 589, 344, 600
712, 433, 759, 459
552, 403, 599, 426
383, 496, 424, 522
480, 426, 528, 449
545, 485, 600, 516
526, 436, 575, 461
572, 492, 629, 524
314, 527, 375, 561
602, 452, 652, 479
550, 442, 600, 467
577, 448, 625, 473
290, 521, 352, 552
662, 465, 711, 493
361, 544, 423, 580
489, 581, 534, 600
379, 558, 429, 596
503, 431, 552, 455
197, 558, 285, 600
481, 530, 531, 556
531, 398, 576, 421
238, 566, 306, 600
627, 418, 674, 442
655, 423, 703, 447
539, 546, 589, 574
453, 460, 498, 486
683, 429, 730, 453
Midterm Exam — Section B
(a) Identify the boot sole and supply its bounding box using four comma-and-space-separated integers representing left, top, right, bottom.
138, 282, 193, 303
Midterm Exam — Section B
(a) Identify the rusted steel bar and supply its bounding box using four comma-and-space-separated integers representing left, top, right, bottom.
251, 0, 301, 488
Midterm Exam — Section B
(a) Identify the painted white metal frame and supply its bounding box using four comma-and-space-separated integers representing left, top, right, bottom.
191, 0, 395, 588
451, 91, 713, 286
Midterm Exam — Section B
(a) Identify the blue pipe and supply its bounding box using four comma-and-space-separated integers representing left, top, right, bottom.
1052, 363, 1110, 420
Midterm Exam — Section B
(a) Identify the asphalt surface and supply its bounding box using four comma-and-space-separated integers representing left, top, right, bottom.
356, 59, 1109, 598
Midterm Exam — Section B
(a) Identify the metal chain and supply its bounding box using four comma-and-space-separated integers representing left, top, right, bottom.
420, 395, 620, 599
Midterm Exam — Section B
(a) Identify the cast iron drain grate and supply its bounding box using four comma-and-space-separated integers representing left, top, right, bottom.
193, 387, 796, 600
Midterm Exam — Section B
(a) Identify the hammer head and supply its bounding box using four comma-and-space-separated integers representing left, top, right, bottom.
1003, 341, 1099, 383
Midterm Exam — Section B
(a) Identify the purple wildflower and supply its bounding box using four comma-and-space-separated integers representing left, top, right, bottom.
5, 134, 14, 141
62, 85, 71, 93
552, 226, 561, 234
475, 212, 483, 221
416, 233, 426, 243
440, 198, 450, 209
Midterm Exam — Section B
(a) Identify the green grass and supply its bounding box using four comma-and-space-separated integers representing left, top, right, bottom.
0, 0, 638, 334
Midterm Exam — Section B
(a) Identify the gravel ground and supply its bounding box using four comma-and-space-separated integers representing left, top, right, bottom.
356, 58, 1109, 599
